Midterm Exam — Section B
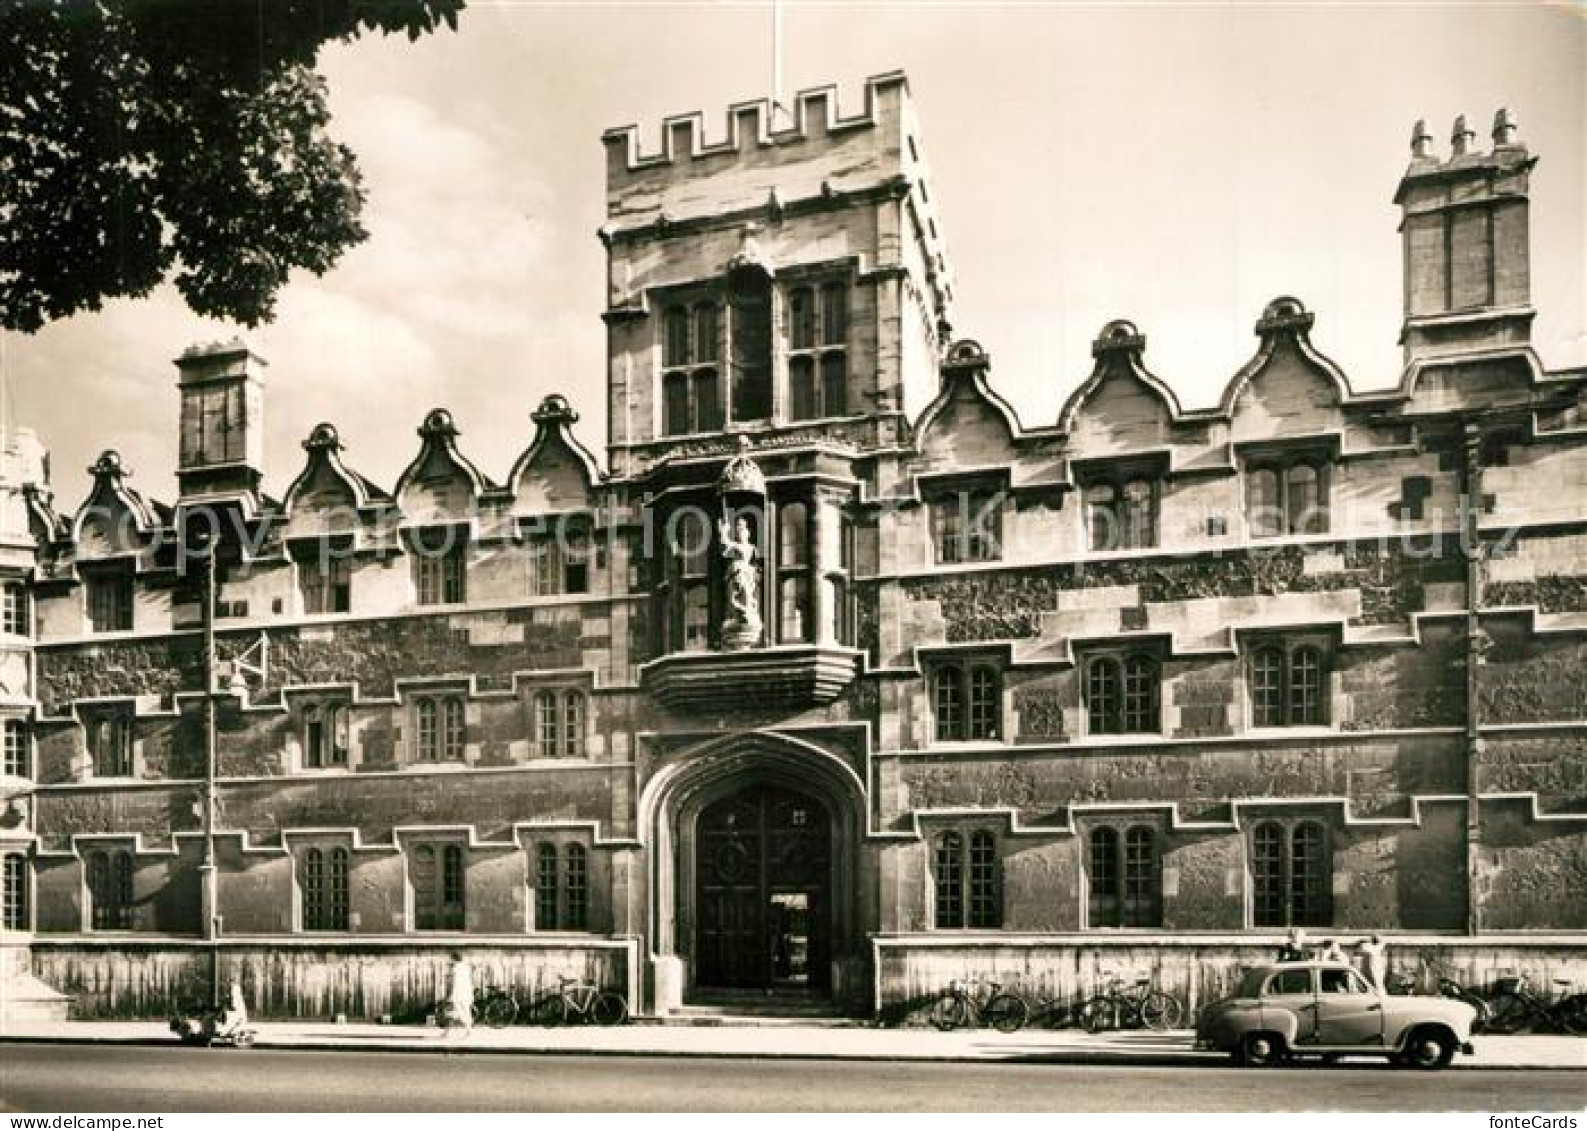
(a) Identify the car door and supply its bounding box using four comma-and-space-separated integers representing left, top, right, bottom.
1313, 966, 1385, 1046
1262, 967, 1319, 1044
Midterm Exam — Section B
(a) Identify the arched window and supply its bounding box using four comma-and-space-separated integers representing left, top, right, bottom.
935, 828, 1002, 930
566, 843, 588, 931
1122, 655, 1159, 732
1087, 654, 1159, 735
535, 843, 558, 930
301, 847, 350, 931
534, 690, 559, 757
87, 849, 133, 930
1249, 642, 1329, 727
1123, 827, 1159, 928
3, 852, 28, 931
729, 269, 772, 421
1252, 819, 1331, 928
1089, 827, 1121, 926
441, 697, 465, 761
416, 698, 438, 762
933, 667, 964, 743
933, 832, 964, 930
968, 830, 1000, 928
562, 691, 586, 757
1087, 657, 1121, 734
1091, 824, 1163, 929
414, 842, 465, 930
967, 666, 1001, 740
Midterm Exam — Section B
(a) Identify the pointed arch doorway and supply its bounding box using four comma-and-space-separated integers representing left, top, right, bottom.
695, 783, 831, 991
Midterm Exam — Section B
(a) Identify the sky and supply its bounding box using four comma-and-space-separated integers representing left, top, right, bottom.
4, 1, 1584, 508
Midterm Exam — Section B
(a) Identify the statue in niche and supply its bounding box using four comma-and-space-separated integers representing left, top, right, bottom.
717, 514, 762, 650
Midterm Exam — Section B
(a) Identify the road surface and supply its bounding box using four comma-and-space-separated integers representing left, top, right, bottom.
1, 1043, 1582, 1112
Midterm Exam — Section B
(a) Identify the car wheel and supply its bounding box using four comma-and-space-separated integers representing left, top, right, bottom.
1401, 1027, 1456, 1070
1237, 1032, 1284, 1067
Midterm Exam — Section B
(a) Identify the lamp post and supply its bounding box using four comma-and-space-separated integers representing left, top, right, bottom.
188, 526, 221, 1007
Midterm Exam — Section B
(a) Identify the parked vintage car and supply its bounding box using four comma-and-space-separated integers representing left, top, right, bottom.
1195, 961, 1477, 1068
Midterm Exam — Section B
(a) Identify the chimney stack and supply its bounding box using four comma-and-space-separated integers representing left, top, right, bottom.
1394, 109, 1537, 362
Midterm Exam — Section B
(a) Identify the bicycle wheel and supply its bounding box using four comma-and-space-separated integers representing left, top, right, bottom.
1139, 991, 1183, 1031
1483, 993, 1532, 1035
1553, 994, 1587, 1036
982, 993, 1030, 1034
532, 995, 568, 1027
1078, 995, 1115, 1034
481, 993, 518, 1028
929, 992, 970, 1032
592, 992, 629, 1027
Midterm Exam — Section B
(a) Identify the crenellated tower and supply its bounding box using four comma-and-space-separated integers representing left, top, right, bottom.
599, 72, 956, 479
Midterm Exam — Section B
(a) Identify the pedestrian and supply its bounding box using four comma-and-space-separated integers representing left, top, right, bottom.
446, 951, 474, 1035
1356, 934, 1388, 991
1277, 927, 1310, 962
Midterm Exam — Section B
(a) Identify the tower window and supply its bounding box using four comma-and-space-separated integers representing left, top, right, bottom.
788, 281, 849, 421
729, 269, 773, 422
661, 301, 724, 436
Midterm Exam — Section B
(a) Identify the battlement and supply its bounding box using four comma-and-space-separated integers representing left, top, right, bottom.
603, 71, 909, 178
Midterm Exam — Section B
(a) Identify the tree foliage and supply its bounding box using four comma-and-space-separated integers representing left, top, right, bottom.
0, 0, 464, 331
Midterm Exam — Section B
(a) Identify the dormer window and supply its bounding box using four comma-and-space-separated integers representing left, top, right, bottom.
295, 541, 352, 615
927, 478, 1004, 566
411, 527, 467, 605
1078, 459, 1163, 551
84, 564, 133, 633
1245, 455, 1330, 538
788, 281, 848, 421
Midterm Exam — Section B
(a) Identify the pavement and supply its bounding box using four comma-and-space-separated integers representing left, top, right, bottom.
2, 1018, 1582, 1070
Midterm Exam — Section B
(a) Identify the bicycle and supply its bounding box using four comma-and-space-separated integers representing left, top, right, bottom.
1483, 973, 1587, 1036
435, 983, 520, 1028
927, 978, 1030, 1033
532, 977, 629, 1027
1076, 971, 1183, 1032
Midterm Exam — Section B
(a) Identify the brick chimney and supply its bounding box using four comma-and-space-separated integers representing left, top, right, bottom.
1395, 109, 1536, 362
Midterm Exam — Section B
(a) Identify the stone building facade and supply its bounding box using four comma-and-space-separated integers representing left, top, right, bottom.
1, 76, 1584, 1021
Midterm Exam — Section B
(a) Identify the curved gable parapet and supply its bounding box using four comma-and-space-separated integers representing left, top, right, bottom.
1058, 320, 1184, 454
70, 451, 163, 558
24, 484, 67, 547
393, 408, 495, 525
1220, 298, 1353, 438
1396, 346, 1549, 416
281, 423, 390, 538
913, 340, 1023, 466
507, 395, 604, 515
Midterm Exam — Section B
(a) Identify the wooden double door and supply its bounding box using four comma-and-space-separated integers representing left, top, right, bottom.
694, 784, 831, 991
